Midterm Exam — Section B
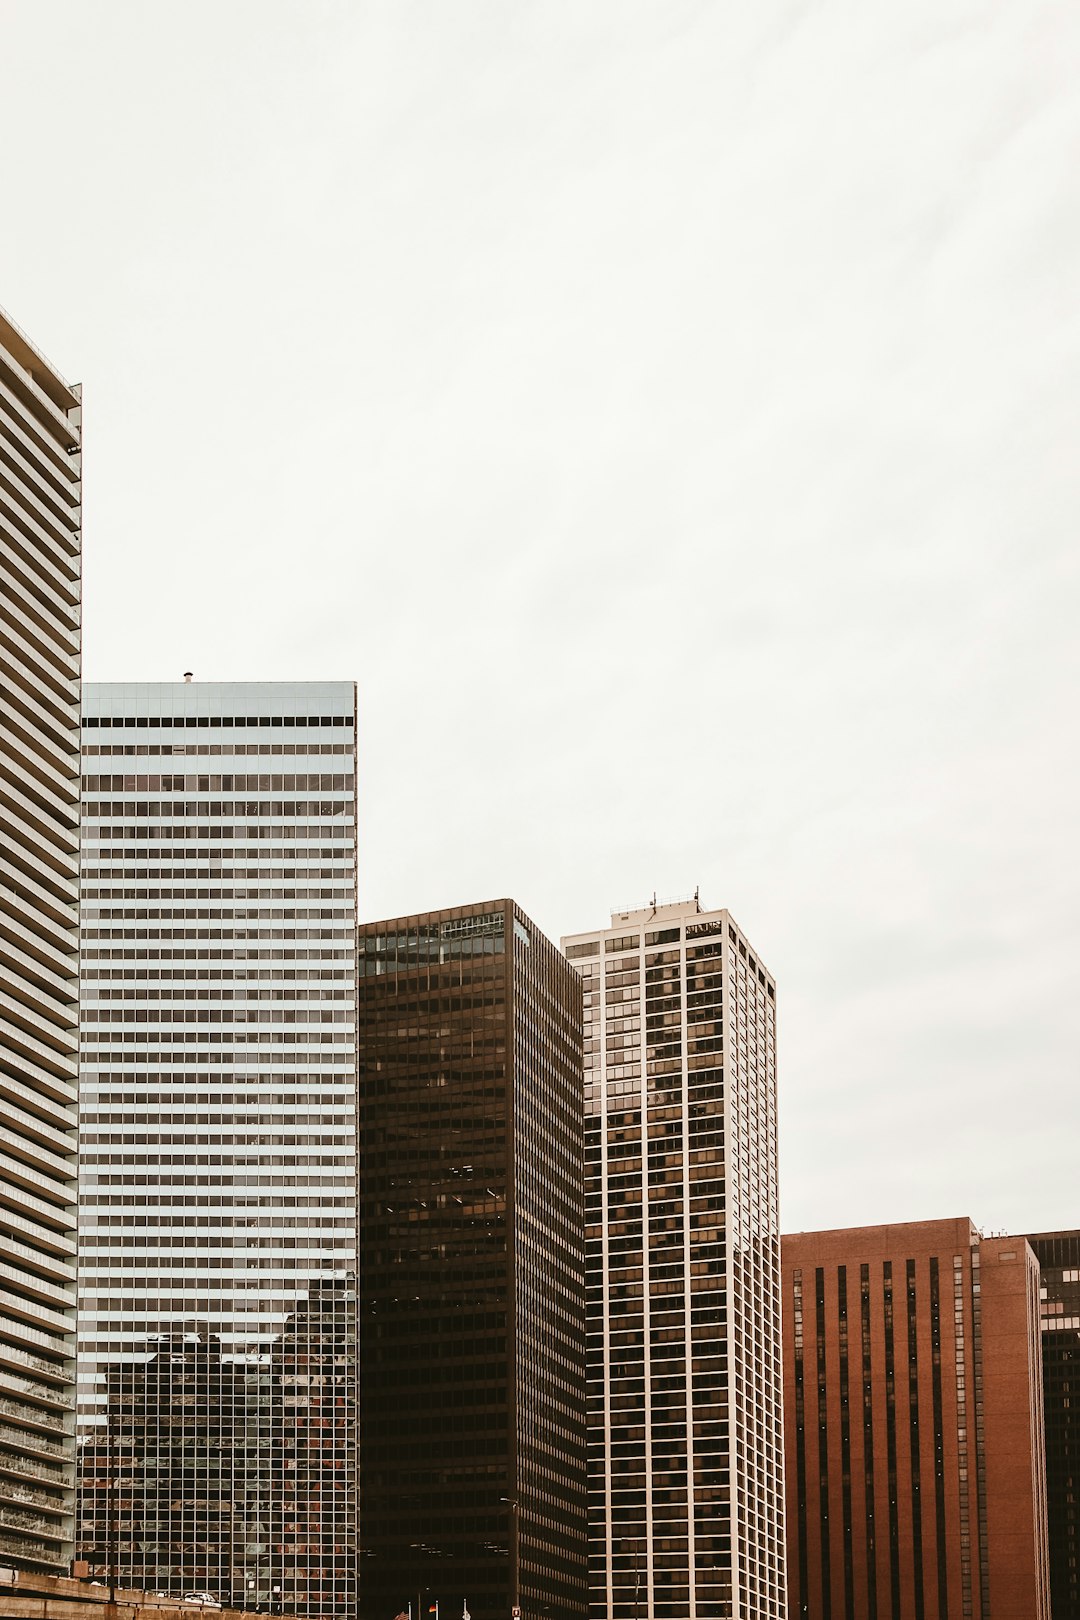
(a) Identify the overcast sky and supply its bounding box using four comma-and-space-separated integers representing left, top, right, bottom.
3, 0, 1077, 1236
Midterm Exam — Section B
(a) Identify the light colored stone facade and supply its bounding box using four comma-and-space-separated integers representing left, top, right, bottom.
0, 306, 82, 1573
562, 898, 784, 1620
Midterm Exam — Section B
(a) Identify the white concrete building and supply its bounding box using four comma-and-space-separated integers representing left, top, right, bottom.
562, 898, 785, 1620
0, 306, 82, 1573
75, 680, 357, 1611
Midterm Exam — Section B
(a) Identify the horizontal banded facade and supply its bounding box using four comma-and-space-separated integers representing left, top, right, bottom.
0, 306, 82, 1574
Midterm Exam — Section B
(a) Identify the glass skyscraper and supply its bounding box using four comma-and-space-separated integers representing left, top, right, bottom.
358, 900, 588, 1620
75, 680, 357, 1615
0, 306, 82, 1574
561, 898, 784, 1620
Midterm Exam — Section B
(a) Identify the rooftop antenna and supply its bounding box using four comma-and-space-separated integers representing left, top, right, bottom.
694, 884, 701, 911
650, 891, 657, 917
183, 671, 194, 683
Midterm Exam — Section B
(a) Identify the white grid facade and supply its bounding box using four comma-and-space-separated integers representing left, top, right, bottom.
562, 900, 785, 1620
75, 680, 356, 1614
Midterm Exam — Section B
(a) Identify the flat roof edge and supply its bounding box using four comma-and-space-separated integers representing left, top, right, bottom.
0, 303, 78, 402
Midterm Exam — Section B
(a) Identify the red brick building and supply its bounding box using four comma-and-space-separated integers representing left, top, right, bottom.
782, 1219, 1050, 1619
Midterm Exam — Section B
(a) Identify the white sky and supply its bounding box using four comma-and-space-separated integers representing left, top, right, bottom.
3, 0, 1078, 1236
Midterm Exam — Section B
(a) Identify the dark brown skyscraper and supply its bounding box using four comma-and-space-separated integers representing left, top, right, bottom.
1025, 1230, 1080, 1620
782, 1219, 1051, 1620
358, 900, 587, 1620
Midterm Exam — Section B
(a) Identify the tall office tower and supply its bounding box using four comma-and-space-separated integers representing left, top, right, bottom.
782, 1221, 1051, 1620
358, 900, 587, 1620
560, 898, 784, 1620
75, 680, 357, 1615
0, 308, 82, 1573
1025, 1230, 1080, 1620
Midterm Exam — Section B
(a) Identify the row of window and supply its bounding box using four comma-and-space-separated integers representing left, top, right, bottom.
84, 1009, 353, 1022
83, 908, 354, 922
83, 774, 355, 791
83, 868, 354, 882
82, 949, 353, 961
83, 714, 353, 728
83, 887, 352, 900
80, 1194, 354, 1205
82, 742, 354, 756
85, 799, 353, 817
83, 1113, 353, 1126
86, 986, 352, 998
82, 1174, 353, 1187
83, 929, 355, 942
84, 1093, 354, 1105
85, 828, 354, 843
82, 1030, 354, 1043
80, 1235, 353, 1248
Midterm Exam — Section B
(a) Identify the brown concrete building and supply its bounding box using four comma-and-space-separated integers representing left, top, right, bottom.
782, 1219, 1050, 1620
